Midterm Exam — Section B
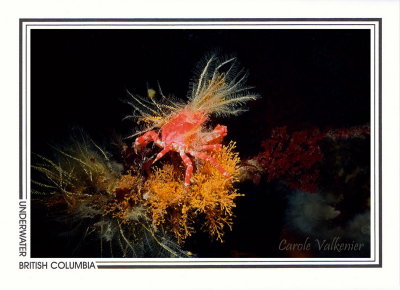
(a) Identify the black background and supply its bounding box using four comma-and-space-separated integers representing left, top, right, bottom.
31, 28, 371, 257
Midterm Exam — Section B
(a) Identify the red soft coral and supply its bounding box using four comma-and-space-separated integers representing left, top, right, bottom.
247, 125, 370, 193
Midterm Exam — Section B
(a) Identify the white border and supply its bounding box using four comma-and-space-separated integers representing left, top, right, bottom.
20, 19, 381, 268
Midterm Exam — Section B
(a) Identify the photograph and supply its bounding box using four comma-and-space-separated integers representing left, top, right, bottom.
29, 25, 374, 260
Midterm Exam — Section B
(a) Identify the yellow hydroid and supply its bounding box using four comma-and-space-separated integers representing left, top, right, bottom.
144, 142, 242, 243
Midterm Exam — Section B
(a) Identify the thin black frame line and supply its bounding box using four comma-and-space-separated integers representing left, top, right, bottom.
19, 20, 22, 200
20, 18, 382, 22
23, 24, 377, 27
373, 25, 376, 262
21, 19, 382, 267
22, 22, 381, 265
380, 18, 382, 266
94, 258, 376, 265
25, 24, 28, 201
96, 264, 381, 269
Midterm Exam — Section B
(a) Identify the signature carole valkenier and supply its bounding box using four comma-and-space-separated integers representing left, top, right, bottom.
279, 236, 364, 252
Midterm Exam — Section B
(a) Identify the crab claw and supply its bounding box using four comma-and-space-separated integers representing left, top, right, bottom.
133, 130, 160, 155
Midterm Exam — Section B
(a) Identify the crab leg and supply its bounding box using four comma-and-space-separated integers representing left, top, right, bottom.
201, 124, 227, 144
190, 151, 230, 177
179, 150, 193, 187
199, 144, 222, 151
153, 146, 172, 164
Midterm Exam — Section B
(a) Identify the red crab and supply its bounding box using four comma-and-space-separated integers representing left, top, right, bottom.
134, 109, 230, 187
129, 55, 258, 187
